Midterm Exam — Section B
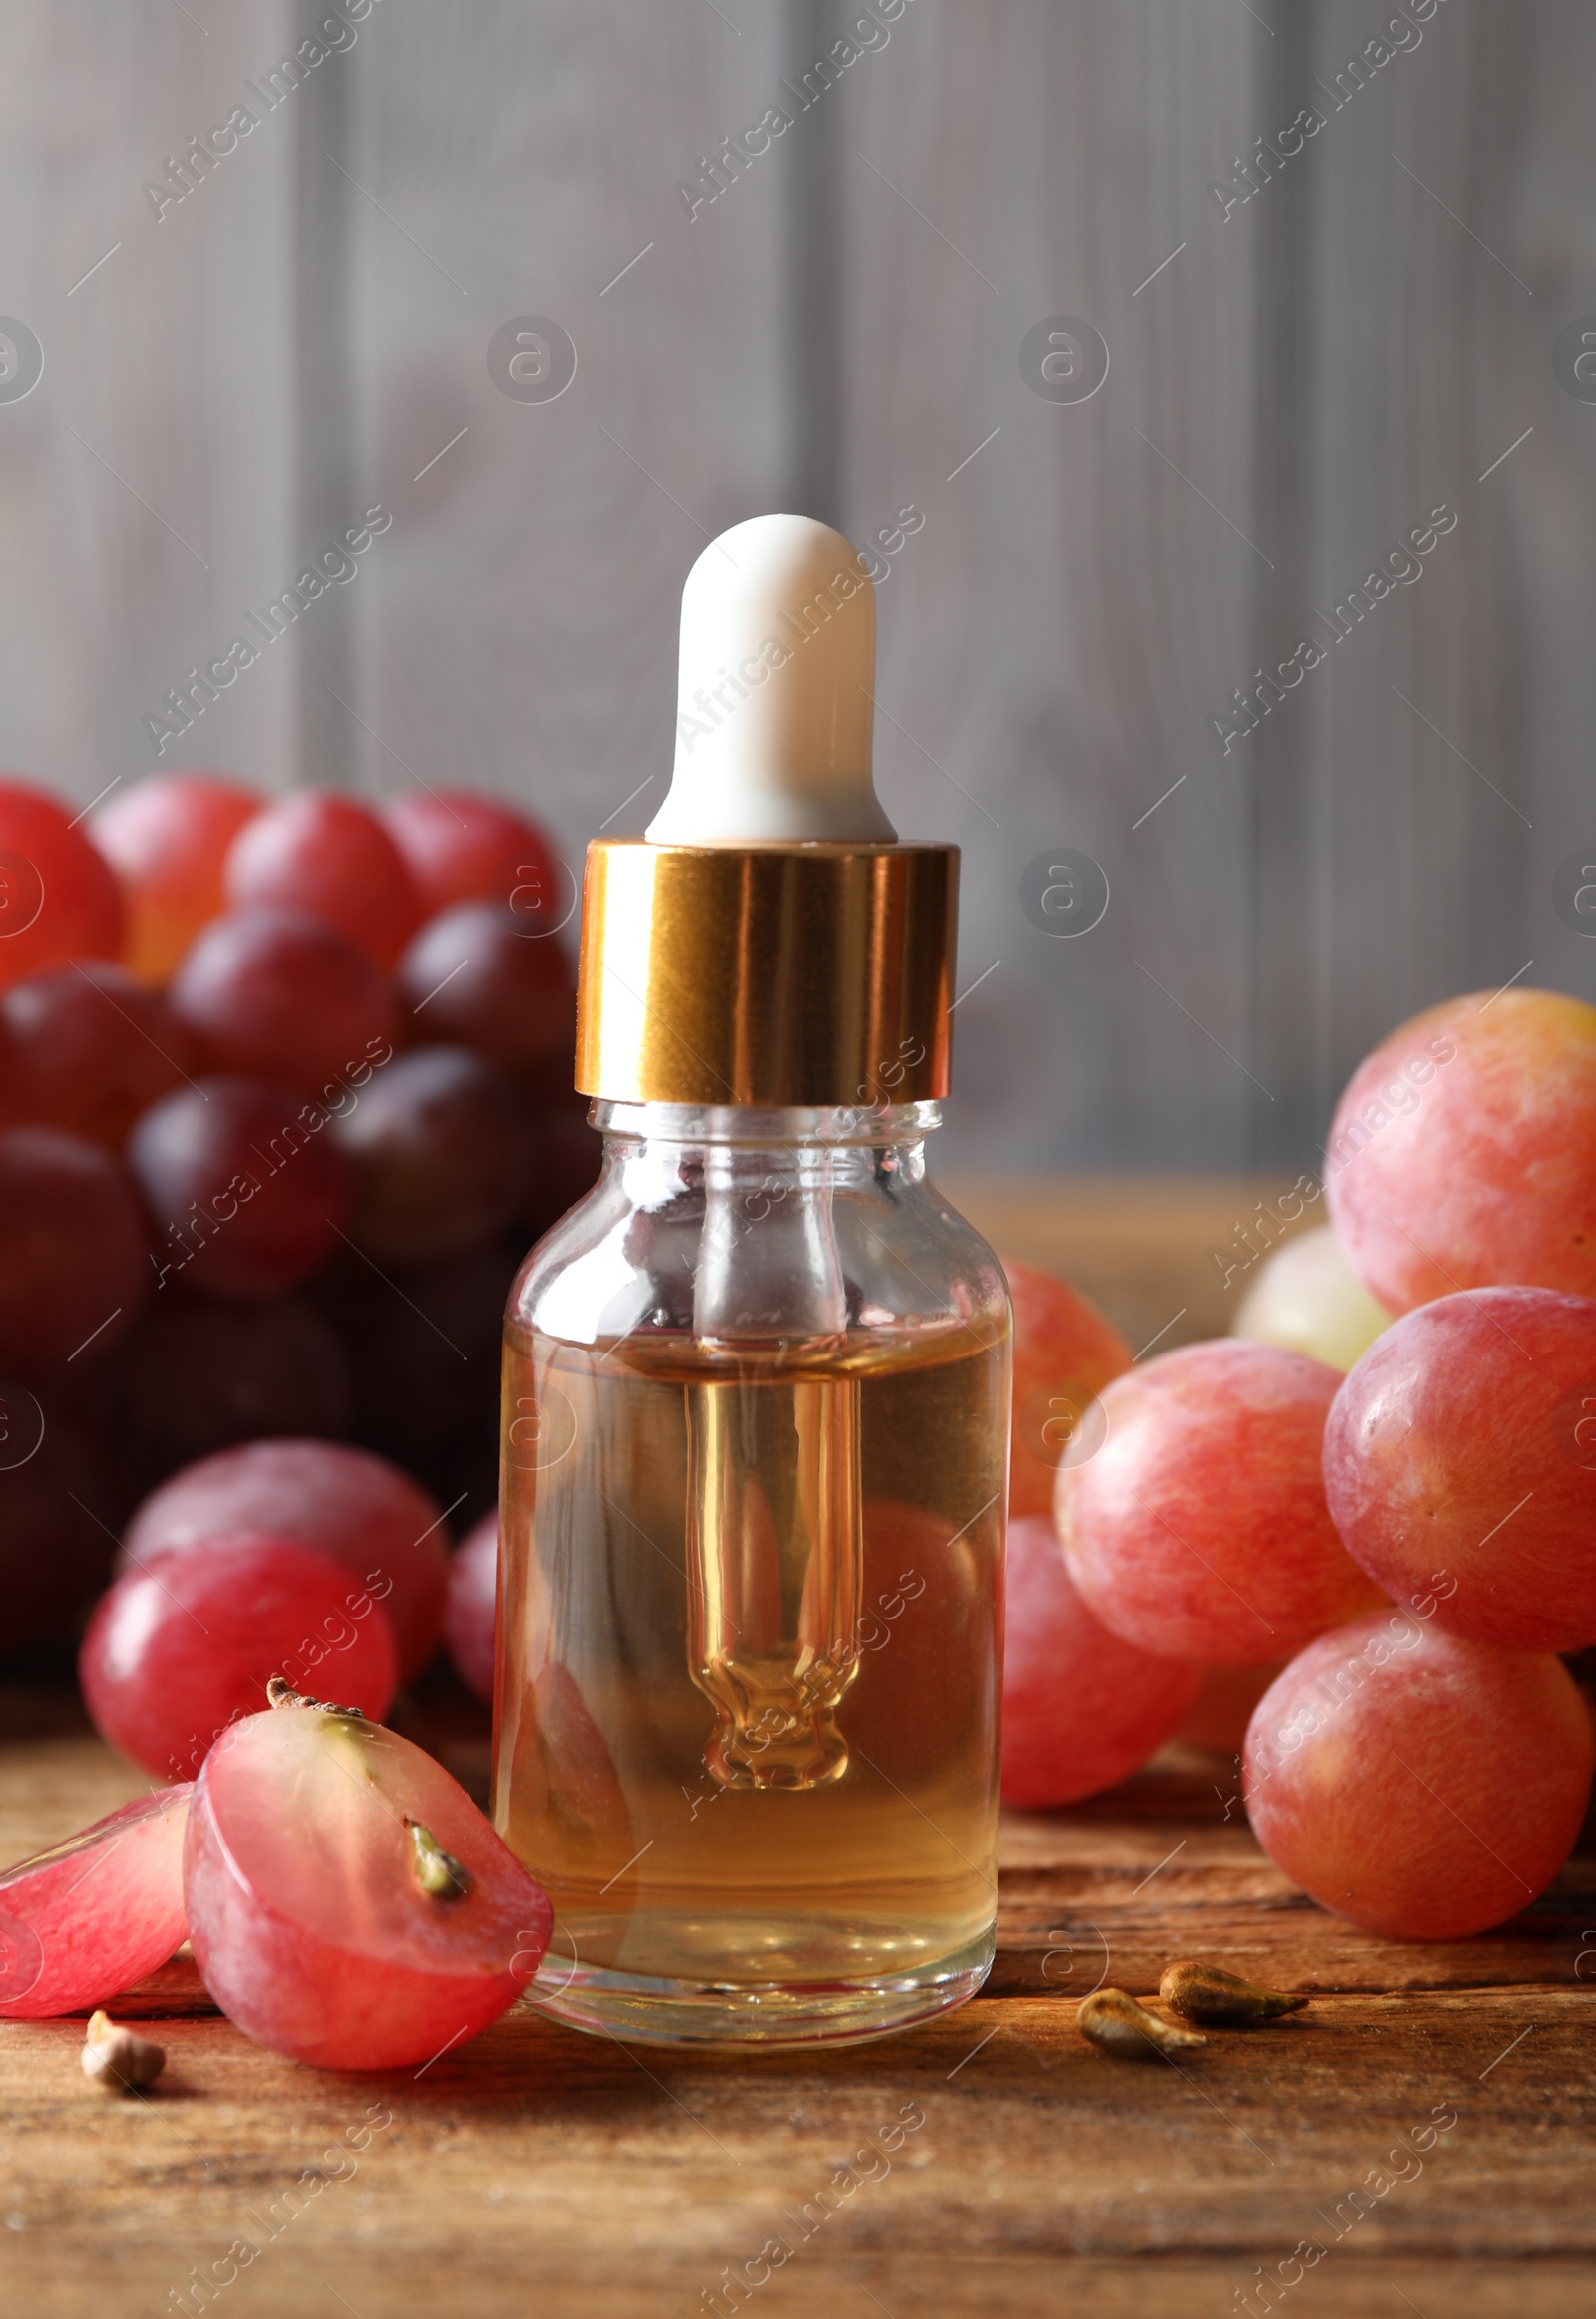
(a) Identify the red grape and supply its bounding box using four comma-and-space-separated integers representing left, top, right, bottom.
0, 1399, 125, 1654
83, 1536, 399, 1780
0, 777, 124, 992
381, 790, 563, 928
398, 902, 573, 1071
0, 960, 197, 1146
1005, 1259, 1131, 1519
1056, 1340, 1386, 1664
1323, 1287, 1596, 1653
518, 1056, 602, 1235
90, 771, 259, 985
1326, 989, 1596, 1312
225, 792, 421, 967
0, 1786, 190, 2018
127, 1076, 350, 1298
185, 1693, 552, 2068
122, 1438, 451, 1680
100, 1295, 349, 1483
1001, 1515, 1201, 1808
447, 1511, 498, 1703
0, 1127, 147, 1373
333, 1045, 535, 1265
1244, 1614, 1593, 1938
169, 905, 396, 1097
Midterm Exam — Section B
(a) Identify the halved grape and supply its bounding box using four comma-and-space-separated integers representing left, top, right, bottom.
0, 1787, 190, 2018
82, 1537, 399, 1780
185, 1695, 552, 2069
121, 1439, 450, 1680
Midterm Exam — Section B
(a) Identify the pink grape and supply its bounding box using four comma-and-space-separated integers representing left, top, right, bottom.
82, 1537, 399, 1780
0, 961, 198, 1146
185, 1694, 553, 2069
169, 906, 396, 1097
225, 793, 421, 967
122, 1439, 450, 1680
0, 1786, 190, 2018
90, 771, 259, 985
446, 1511, 498, 1702
1244, 1614, 1593, 1939
397, 902, 573, 1071
0, 1126, 148, 1374
1325, 989, 1596, 1311
1323, 1287, 1596, 1654
1001, 1515, 1201, 1808
1056, 1339, 1386, 1664
127, 1076, 350, 1298
1006, 1259, 1132, 1520
0, 777, 124, 992
381, 790, 562, 927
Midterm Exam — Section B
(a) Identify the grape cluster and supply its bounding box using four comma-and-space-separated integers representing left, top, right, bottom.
1004, 987, 1596, 1944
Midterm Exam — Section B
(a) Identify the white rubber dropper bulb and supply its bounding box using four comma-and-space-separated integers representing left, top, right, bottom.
645, 513, 898, 845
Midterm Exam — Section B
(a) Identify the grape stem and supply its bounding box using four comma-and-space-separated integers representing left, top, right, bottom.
265, 1676, 366, 1722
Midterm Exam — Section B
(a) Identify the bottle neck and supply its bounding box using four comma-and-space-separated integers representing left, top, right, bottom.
592, 1100, 940, 1154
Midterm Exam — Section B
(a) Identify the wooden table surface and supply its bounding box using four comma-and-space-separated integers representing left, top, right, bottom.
2, 1182, 1592, 2319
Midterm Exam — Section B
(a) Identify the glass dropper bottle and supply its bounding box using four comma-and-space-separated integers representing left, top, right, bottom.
494, 513, 1010, 2046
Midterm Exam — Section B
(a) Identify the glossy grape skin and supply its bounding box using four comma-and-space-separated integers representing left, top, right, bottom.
90, 771, 259, 984
397, 902, 574, 1071
122, 1438, 450, 1680
185, 1703, 553, 2069
127, 1076, 350, 1299
381, 790, 562, 928
1005, 1259, 1132, 1519
1233, 1225, 1392, 1372
1001, 1515, 1201, 1809
225, 792, 421, 967
446, 1511, 498, 1703
0, 1401, 125, 1654
98, 1295, 349, 1487
1244, 1615, 1593, 1939
0, 961, 197, 1146
0, 778, 125, 991
1056, 1339, 1387, 1665
1326, 989, 1596, 1312
0, 1787, 191, 2018
1323, 1288, 1596, 1653
0, 1127, 148, 1374
333, 1045, 535, 1266
83, 1537, 399, 1780
169, 906, 397, 1097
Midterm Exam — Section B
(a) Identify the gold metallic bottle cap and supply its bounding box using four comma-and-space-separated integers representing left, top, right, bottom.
575, 838, 957, 1106
575, 515, 959, 1109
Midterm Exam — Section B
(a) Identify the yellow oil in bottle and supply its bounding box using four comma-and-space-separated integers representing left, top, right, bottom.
494, 1315, 1006, 2044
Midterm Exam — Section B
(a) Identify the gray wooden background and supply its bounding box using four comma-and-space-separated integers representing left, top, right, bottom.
0, 0, 1591, 1173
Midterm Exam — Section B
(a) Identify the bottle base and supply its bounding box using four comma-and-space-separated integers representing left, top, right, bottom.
527, 1928, 995, 2049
